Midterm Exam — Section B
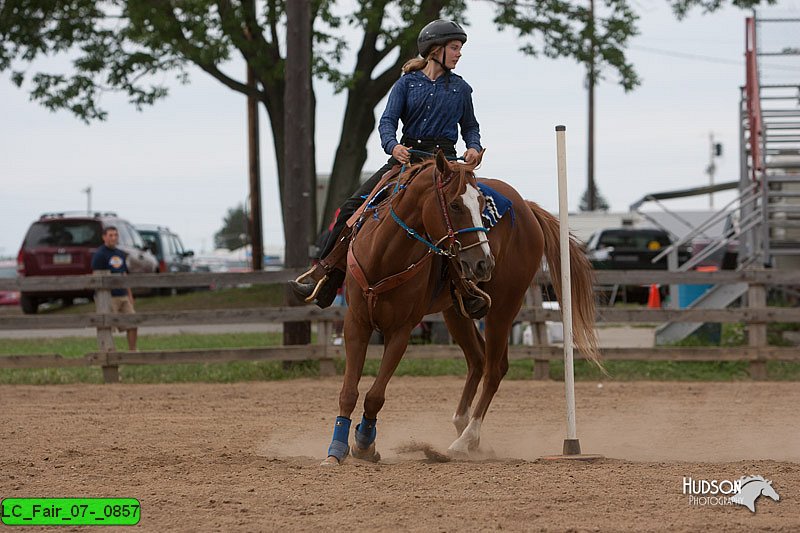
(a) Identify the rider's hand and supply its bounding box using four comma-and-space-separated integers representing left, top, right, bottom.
392, 144, 411, 165
463, 148, 480, 164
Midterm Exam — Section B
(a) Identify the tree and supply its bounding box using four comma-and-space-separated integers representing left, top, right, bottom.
0, 0, 769, 238
214, 204, 249, 250
578, 187, 610, 212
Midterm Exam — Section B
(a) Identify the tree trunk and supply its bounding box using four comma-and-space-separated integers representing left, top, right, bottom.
322, 98, 375, 230
283, 0, 314, 346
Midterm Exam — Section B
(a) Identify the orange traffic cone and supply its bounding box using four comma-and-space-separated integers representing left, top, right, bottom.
647, 284, 661, 309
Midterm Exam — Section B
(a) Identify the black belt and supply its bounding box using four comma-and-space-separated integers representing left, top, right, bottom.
399, 136, 457, 158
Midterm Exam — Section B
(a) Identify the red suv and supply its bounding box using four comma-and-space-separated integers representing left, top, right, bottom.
16, 212, 159, 314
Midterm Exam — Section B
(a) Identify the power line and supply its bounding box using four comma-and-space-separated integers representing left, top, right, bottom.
631, 44, 800, 72
631, 44, 742, 65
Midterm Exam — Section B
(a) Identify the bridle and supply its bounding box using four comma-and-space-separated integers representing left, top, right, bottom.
388, 151, 488, 258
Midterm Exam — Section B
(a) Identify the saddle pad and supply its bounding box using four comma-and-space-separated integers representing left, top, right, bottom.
477, 182, 514, 228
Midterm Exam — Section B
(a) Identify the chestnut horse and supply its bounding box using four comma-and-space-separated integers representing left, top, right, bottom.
322, 150, 600, 465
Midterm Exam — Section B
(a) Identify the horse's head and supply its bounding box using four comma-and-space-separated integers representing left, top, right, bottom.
761, 480, 780, 502
421, 150, 494, 282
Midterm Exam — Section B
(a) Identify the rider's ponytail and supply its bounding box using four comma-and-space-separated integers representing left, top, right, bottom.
402, 45, 442, 74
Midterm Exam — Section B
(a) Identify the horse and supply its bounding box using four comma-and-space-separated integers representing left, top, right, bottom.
322, 149, 601, 465
731, 476, 780, 513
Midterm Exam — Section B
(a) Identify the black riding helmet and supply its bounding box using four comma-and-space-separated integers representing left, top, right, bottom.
417, 19, 467, 58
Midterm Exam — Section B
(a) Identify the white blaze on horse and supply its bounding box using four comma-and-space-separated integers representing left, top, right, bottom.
321, 150, 601, 465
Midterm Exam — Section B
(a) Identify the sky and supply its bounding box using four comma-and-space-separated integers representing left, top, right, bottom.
2, 1, 798, 259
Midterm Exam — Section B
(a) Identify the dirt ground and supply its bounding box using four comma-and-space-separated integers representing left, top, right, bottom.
1, 377, 798, 532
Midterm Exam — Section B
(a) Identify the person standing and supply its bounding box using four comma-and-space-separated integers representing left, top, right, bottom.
91, 226, 137, 351
291, 19, 482, 308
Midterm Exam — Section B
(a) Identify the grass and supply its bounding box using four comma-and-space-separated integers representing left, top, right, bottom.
41, 284, 286, 314
2, 330, 800, 384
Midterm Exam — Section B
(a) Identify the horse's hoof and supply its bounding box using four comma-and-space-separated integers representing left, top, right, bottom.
446, 447, 470, 460
351, 442, 381, 463
320, 455, 342, 467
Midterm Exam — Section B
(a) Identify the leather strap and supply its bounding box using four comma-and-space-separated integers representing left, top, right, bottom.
347, 243, 434, 330
346, 165, 402, 228
319, 225, 353, 272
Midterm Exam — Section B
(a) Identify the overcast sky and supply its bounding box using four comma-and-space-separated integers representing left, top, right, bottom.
2, 1, 797, 258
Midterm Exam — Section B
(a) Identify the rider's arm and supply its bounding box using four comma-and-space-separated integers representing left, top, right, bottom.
379, 77, 408, 156
459, 82, 482, 152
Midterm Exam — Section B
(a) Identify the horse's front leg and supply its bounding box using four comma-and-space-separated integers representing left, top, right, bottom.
443, 307, 485, 436
350, 325, 413, 463
321, 310, 372, 466
448, 308, 513, 457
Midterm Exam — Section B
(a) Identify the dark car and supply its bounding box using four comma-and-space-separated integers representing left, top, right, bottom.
585, 228, 691, 304
135, 225, 194, 274
135, 225, 195, 294
16, 212, 158, 313
585, 228, 690, 270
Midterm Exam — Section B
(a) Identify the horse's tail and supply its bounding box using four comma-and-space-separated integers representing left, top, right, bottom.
527, 201, 603, 370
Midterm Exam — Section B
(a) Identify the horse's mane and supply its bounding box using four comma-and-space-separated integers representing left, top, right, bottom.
740, 475, 768, 485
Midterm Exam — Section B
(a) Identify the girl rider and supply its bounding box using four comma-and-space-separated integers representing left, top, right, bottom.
291, 19, 483, 308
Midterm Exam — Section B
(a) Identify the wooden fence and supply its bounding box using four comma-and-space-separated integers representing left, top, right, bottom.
0, 269, 798, 382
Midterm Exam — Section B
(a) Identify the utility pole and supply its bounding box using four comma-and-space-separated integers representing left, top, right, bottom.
245, 2, 263, 271
587, 0, 597, 212
82, 186, 92, 214
284, 0, 314, 346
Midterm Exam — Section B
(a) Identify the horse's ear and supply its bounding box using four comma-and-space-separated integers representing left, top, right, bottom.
435, 149, 449, 175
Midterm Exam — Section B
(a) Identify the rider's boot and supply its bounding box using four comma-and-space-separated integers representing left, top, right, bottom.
289, 227, 352, 308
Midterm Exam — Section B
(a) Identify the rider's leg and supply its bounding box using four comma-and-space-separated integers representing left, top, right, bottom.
290, 161, 396, 308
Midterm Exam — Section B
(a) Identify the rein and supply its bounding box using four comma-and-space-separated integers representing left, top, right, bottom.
390, 149, 488, 258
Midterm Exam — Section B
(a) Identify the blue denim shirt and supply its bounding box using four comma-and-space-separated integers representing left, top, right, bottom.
379, 70, 482, 155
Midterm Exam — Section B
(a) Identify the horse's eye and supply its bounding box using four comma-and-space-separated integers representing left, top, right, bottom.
449, 202, 461, 212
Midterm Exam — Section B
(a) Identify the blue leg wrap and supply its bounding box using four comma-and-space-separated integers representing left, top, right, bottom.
327, 416, 351, 461
354, 415, 377, 449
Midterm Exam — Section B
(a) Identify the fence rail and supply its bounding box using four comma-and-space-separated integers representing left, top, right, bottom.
1, 269, 797, 381
1, 268, 798, 292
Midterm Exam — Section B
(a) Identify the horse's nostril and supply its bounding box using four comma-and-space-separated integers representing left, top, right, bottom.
476, 260, 490, 277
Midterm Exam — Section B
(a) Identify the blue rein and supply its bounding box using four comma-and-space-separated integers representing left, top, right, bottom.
388, 149, 488, 257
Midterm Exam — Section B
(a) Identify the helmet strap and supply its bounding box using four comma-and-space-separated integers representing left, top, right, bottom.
431, 47, 450, 72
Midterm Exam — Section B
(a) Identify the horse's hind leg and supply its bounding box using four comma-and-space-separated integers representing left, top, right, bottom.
448, 308, 514, 456
350, 325, 413, 463
322, 312, 372, 466
443, 307, 485, 436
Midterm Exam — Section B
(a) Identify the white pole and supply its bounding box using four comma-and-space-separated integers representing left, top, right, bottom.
555, 125, 577, 443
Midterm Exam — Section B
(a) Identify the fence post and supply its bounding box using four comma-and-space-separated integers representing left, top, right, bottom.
530, 283, 550, 380
94, 272, 119, 383
317, 320, 336, 377
747, 274, 768, 380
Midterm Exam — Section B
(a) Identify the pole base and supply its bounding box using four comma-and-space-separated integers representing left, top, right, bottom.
563, 438, 581, 455
539, 439, 605, 461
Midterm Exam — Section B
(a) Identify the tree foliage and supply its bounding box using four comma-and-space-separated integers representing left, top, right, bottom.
579, 187, 611, 212
214, 203, 248, 250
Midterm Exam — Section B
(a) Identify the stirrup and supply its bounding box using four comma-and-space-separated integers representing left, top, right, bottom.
294, 264, 319, 284
303, 275, 329, 303
294, 267, 330, 304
